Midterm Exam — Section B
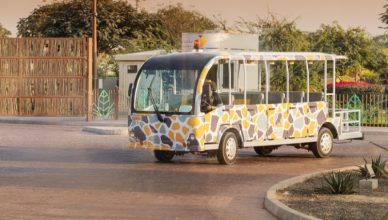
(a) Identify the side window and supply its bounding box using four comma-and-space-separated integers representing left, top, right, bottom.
245, 63, 259, 91
127, 65, 138, 73
200, 64, 223, 113
206, 64, 218, 84
221, 63, 234, 90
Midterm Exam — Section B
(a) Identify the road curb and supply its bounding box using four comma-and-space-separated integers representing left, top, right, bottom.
264, 166, 358, 220
0, 117, 126, 127
82, 126, 128, 135
362, 127, 388, 136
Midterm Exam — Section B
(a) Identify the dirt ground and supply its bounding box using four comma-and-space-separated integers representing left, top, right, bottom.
278, 171, 388, 220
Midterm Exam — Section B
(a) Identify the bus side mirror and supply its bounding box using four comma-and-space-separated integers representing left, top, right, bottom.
128, 83, 133, 97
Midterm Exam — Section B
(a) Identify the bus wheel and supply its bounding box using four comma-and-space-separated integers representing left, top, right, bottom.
253, 146, 274, 156
217, 132, 238, 165
310, 128, 333, 158
154, 150, 175, 162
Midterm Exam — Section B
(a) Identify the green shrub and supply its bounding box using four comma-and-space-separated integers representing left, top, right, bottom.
320, 171, 355, 194
359, 155, 388, 178
329, 85, 385, 95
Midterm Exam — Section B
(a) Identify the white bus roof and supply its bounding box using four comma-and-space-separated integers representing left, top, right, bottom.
213, 51, 347, 61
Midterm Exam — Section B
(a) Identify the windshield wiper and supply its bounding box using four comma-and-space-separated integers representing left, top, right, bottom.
147, 87, 164, 123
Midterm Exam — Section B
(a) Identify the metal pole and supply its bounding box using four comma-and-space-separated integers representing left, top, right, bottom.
324, 60, 327, 102
264, 61, 269, 105
229, 59, 232, 105
92, 0, 98, 90
258, 63, 261, 91
243, 59, 247, 105
305, 60, 310, 102
333, 59, 336, 115
285, 60, 289, 103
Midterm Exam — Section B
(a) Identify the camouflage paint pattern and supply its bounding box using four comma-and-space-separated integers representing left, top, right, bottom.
128, 101, 329, 152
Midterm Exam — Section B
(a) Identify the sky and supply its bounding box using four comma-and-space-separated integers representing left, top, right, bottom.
0, 0, 386, 36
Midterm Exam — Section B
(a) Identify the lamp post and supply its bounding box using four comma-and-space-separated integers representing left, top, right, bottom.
92, 0, 98, 89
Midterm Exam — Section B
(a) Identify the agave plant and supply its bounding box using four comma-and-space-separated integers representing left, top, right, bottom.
320, 171, 355, 194
358, 155, 388, 178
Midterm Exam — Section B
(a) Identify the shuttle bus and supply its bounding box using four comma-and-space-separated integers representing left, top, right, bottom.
127, 52, 363, 165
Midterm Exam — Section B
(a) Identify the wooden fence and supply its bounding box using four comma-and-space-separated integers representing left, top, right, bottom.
0, 38, 91, 117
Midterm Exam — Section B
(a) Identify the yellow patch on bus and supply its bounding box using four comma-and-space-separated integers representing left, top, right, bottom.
193, 127, 205, 138
303, 105, 309, 114
168, 131, 175, 140
241, 108, 248, 118
293, 130, 301, 138
144, 126, 151, 136
242, 120, 250, 129
302, 127, 309, 137
285, 121, 291, 130
182, 127, 190, 135
309, 122, 316, 135
257, 105, 266, 112
317, 102, 324, 109
172, 122, 180, 130
222, 113, 229, 123
175, 133, 185, 143
188, 117, 201, 127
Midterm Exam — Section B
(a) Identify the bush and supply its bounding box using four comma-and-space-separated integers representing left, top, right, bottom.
327, 81, 385, 95
358, 155, 388, 178
320, 171, 355, 194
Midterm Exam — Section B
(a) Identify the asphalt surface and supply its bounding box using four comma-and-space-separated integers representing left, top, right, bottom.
0, 124, 387, 220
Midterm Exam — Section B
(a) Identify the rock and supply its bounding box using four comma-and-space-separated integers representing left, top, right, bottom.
359, 179, 378, 194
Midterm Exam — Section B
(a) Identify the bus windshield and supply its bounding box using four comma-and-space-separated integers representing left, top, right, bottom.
134, 69, 199, 114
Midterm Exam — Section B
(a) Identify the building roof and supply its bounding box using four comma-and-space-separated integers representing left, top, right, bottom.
114, 50, 168, 61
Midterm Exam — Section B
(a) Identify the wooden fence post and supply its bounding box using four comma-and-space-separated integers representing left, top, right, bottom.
86, 38, 93, 121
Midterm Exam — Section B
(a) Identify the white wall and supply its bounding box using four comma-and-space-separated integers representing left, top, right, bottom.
118, 61, 144, 94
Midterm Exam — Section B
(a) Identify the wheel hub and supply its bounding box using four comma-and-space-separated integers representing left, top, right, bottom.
225, 137, 237, 160
320, 133, 332, 154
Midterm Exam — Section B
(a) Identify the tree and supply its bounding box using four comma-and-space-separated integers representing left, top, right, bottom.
17, 0, 168, 53
0, 23, 11, 37
235, 14, 310, 52
156, 4, 217, 49
235, 15, 312, 91
309, 23, 387, 82
381, 1, 388, 29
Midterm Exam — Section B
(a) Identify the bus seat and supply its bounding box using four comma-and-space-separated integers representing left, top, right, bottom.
219, 93, 234, 105
288, 91, 305, 103
247, 92, 264, 104
306, 92, 324, 102
266, 92, 285, 104
232, 93, 244, 104
231, 92, 263, 105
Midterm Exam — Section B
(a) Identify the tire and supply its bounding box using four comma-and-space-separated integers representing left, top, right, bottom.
154, 150, 175, 162
310, 127, 334, 158
253, 146, 275, 156
217, 132, 238, 165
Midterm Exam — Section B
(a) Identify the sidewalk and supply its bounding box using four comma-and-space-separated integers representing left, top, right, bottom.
362, 126, 388, 135
0, 116, 127, 127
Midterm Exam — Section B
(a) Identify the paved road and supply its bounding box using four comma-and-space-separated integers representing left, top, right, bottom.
0, 124, 387, 220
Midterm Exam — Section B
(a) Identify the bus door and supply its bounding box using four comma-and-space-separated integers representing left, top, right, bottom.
267, 103, 289, 140
288, 103, 310, 138
307, 102, 319, 137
